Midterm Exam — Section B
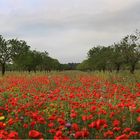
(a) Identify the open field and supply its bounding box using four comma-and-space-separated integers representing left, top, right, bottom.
0, 71, 140, 139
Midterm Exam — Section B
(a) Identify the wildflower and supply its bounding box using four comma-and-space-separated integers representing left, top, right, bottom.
81, 128, 89, 138
103, 124, 108, 128
113, 127, 121, 131
91, 106, 97, 111
7, 118, 14, 125
136, 109, 140, 113
20, 116, 24, 121
129, 131, 139, 137
82, 115, 87, 121
23, 123, 28, 129
72, 123, 79, 131
116, 134, 129, 140
57, 118, 65, 125
113, 119, 120, 127
8, 131, 18, 139
96, 119, 107, 130
48, 122, 54, 128
74, 131, 82, 139
48, 129, 56, 134
88, 121, 96, 128
30, 121, 36, 128
123, 128, 131, 133
29, 130, 42, 139
0, 116, 5, 121
137, 116, 140, 122
55, 130, 62, 137
0, 122, 6, 129
70, 112, 77, 119
104, 130, 114, 138
65, 122, 71, 128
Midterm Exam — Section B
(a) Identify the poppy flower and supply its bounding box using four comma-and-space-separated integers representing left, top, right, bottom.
8, 131, 18, 139
137, 116, 140, 122
0, 122, 6, 129
116, 134, 129, 140
48, 122, 54, 128
74, 131, 82, 139
104, 130, 114, 138
72, 123, 79, 131
55, 130, 62, 137
113, 127, 121, 131
123, 128, 131, 133
82, 115, 87, 121
113, 119, 120, 127
29, 130, 42, 139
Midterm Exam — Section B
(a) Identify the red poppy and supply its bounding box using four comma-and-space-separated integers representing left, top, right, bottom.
72, 123, 79, 131
70, 112, 77, 119
104, 130, 114, 138
88, 121, 96, 128
137, 116, 140, 122
29, 130, 42, 139
113, 127, 121, 131
116, 134, 129, 140
0, 122, 6, 129
8, 131, 18, 139
123, 128, 131, 133
55, 130, 62, 137
82, 115, 87, 121
74, 131, 82, 139
81, 128, 89, 138
48, 122, 54, 128
57, 118, 65, 125
113, 119, 120, 127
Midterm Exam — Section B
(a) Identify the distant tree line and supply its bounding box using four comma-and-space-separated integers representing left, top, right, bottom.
0, 35, 78, 75
77, 31, 140, 74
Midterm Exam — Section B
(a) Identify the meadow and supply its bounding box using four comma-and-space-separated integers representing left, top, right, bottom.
0, 71, 140, 139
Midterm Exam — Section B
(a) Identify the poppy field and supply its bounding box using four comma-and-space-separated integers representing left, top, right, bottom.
0, 72, 140, 139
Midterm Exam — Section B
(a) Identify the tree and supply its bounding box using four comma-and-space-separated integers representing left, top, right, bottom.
111, 43, 125, 73
30, 50, 43, 72
0, 36, 62, 74
88, 46, 102, 71
76, 59, 91, 71
8, 39, 30, 71
88, 46, 113, 72
39, 52, 52, 72
0, 35, 12, 76
121, 32, 140, 74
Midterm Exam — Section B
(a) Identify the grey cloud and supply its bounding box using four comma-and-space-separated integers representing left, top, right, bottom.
1, 0, 140, 63
13, 1, 140, 38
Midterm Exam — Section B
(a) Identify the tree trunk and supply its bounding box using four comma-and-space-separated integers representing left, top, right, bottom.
130, 64, 135, 74
34, 69, 36, 73
102, 66, 106, 72
28, 69, 31, 73
116, 64, 120, 73
1, 63, 5, 76
109, 69, 112, 72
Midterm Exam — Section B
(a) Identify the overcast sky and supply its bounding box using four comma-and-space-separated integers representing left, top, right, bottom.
0, 0, 140, 63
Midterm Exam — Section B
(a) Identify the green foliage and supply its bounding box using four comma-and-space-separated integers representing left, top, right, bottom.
77, 30, 140, 73
1, 30, 140, 75
0, 35, 61, 74
0, 35, 13, 75
120, 33, 140, 73
76, 60, 91, 71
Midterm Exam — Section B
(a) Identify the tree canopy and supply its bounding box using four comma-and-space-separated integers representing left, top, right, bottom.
77, 31, 140, 73
0, 35, 62, 75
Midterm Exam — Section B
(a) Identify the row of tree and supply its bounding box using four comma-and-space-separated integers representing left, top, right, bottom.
77, 31, 140, 73
1, 31, 139, 75
0, 35, 79, 75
